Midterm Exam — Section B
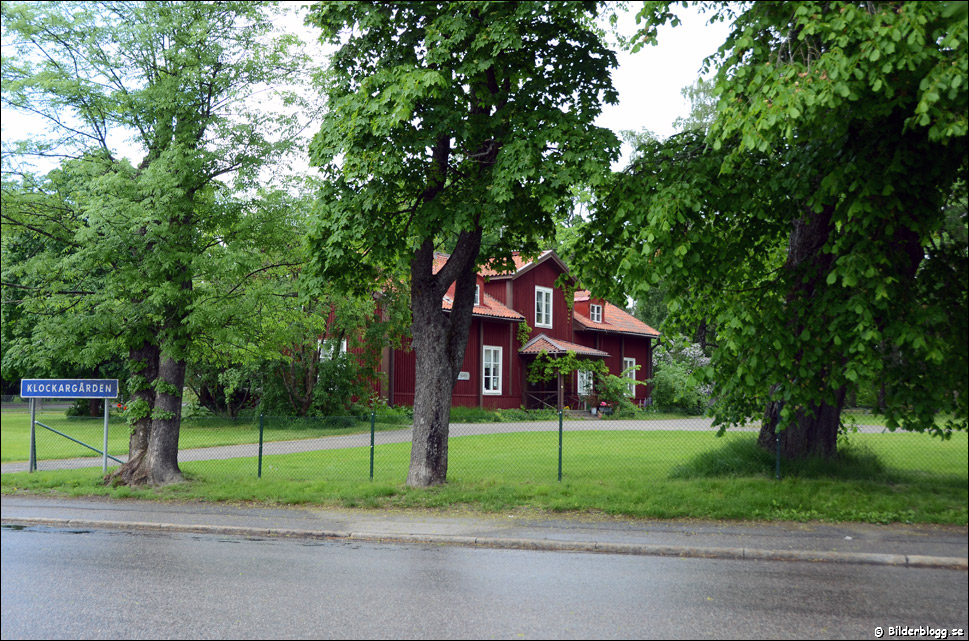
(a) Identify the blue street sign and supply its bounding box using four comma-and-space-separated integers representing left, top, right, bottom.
20, 379, 119, 399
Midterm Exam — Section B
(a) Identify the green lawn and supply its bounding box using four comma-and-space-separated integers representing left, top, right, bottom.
841, 409, 960, 428
0, 412, 410, 463
0, 409, 706, 463
3, 429, 965, 524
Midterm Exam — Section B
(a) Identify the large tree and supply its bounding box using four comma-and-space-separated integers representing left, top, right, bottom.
2, 1, 306, 484
572, 1, 967, 458
305, 2, 619, 485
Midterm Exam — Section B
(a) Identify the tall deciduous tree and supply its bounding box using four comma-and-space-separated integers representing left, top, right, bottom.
573, 1, 967, 458
305, 2, 619, 486
2, 1, 306, 484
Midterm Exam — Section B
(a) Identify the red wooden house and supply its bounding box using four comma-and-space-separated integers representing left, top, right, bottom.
377, 250, 660, 410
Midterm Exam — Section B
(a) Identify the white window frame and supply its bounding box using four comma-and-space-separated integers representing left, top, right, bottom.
318, 338, 347, 361
482, 346, 502, 395
590, 304, 603, 323
535, 286, 553, 328
623, 357, 637, 396
474, 284, 480, 306
577, 369, 593, 396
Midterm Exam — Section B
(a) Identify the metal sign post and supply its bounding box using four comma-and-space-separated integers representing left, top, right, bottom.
29, 397, 37, 473
20, 379, 119, 473
103, 399, 110, 473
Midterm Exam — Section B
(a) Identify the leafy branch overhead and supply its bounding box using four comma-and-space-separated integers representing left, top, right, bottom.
304, 1, 621, 292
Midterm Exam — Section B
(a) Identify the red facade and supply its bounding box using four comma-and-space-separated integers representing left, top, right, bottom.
382, 251, 660, 410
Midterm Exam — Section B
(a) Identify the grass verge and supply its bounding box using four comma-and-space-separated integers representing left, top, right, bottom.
3, 430, 965, 525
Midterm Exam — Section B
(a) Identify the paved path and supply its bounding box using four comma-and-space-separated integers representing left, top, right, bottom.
2, 496, 966, 570
0, 418, 899, 474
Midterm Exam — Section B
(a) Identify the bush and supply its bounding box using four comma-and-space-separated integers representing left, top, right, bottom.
65, 399, 105, 417
446, 407, 560, 423
650, 361, 706, 414
374, 402, 413, 424
591, 368, 640, 416
259, 355, 376, 417
854, 378, 882, 409
649, 336, 711, 414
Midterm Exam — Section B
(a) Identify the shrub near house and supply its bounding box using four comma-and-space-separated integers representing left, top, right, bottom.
649, 337, 712, 415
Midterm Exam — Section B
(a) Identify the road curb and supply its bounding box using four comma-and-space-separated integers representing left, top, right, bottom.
4, 516, 967, 570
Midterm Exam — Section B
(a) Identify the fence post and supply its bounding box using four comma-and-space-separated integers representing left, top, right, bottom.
258, 414, 264, 478
775, 429, 781, 481
370, 411, 375, 481
29, 397, 37, 473
558, 408, 563, 482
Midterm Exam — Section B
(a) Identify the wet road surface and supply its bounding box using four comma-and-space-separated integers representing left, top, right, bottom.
3, 524, 967, 639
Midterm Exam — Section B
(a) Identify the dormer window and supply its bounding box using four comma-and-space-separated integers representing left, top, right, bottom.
535, 286, 552, 328
590, 304, 603, 323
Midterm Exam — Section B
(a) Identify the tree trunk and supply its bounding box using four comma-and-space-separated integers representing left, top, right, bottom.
106, 341, 159, 486
759, 387, 846, 459
759, 206, 845, 459
144, 353, 185, 485
694, 319, 708, 352
407, 232, 481, 487
408, 330, 456, 486
105, 344, 184, 486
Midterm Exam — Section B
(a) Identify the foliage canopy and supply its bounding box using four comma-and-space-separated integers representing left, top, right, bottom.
304, 1, 621, 485
572, 1, 968, 448
2, 1, 308, 483
304, 1, 620, 289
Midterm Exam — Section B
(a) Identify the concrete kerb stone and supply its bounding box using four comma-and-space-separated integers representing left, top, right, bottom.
744, 548, 907, 566
270, 528, 351, 540
3, 516, 966, 570
907, 555, 969, 570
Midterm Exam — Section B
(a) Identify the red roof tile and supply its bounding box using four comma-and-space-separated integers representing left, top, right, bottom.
519, 334, 610, 357
430, 250, 658, 336
479, 251, 541, 277
431, 252, 450, 274
434, 249, 569, 281
442, 292, 524, 321
574, 301, 660, 337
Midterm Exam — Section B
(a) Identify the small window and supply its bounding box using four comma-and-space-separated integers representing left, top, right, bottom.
535, 286, 552, 328
590, 304, 602, 323
623, 357, 636, 396
474, 285, 480, 306
318, 338, 347, 361
483, 346, 502, 394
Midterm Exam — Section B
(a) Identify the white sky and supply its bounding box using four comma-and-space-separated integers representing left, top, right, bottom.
598, 5, 732, 166
1, 3, 731, 176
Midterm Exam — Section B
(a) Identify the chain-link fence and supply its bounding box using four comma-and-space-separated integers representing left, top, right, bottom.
1, 395, 76, 412
2, 407, 965, 485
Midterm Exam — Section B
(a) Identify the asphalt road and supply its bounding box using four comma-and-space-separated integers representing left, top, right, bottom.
2, 524, 967, 640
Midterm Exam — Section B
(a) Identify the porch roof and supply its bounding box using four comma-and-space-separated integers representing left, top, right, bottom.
519, 333, 609, 358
